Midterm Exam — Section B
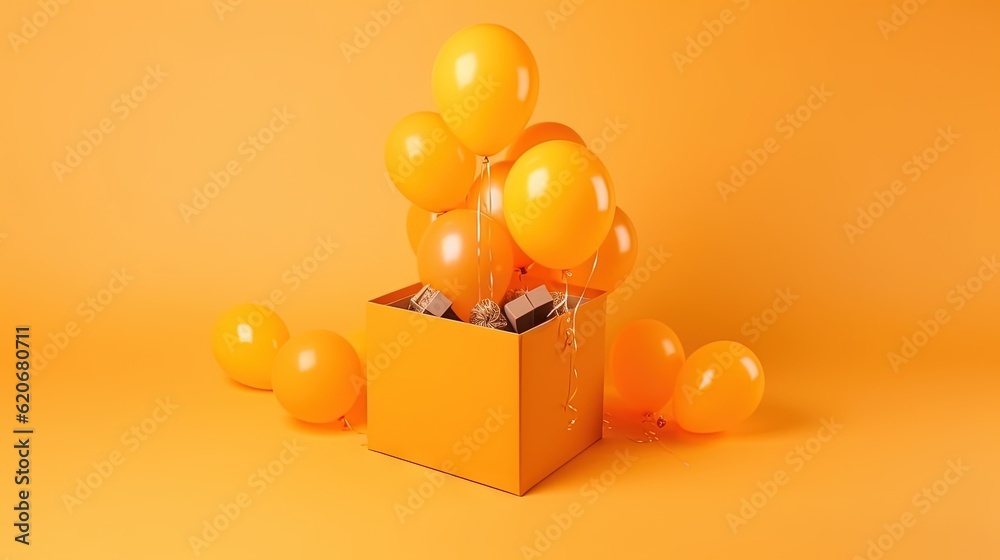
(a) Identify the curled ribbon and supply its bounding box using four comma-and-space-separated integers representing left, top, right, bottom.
470, 298, 508, 329
559, 252, 599, 430
340, 414, 368, 448
475, 156, 495, 304
602, 411, 689, 466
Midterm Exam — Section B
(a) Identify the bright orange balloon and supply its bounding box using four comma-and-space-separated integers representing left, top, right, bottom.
405, 204, 440, 254
417, 209, 514, 321
271, 330, 361, 423
385, 112, 476, 212
610, 319, 686, 413
464, 160, 532, 269
211, 303, 289, 390
558, 207, 638, 292
504, 140, 617, 270
431, 24, 539, 156
673, 341, 765, 434
506, 122, 584, 162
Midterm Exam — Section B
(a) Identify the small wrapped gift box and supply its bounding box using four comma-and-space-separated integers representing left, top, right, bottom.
408, 284, 460, 320
366, 282, 606, 495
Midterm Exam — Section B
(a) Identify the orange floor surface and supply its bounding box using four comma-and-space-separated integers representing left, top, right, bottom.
2, 0, 998, 558
8, 332, 1000, 559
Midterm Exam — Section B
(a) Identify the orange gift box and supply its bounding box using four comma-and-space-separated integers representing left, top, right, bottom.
366, 283, 607, 495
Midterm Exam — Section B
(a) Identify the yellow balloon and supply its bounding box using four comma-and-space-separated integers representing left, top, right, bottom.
211, 303, 289, 390
503, 140, 616, 270
385, 112, 476, 213
432, 24, 539, 156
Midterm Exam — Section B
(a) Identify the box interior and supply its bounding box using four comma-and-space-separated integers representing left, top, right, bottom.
373, 284, 602, 335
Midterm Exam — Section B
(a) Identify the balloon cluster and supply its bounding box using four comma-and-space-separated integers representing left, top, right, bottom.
610, 320, 765, 434
387, 24, 640, 316
210, 304, 362, 424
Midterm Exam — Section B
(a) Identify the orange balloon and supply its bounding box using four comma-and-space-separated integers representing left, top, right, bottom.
343, 329, 369, 428
385, 112, 476, 212
431, 24, 539, 156
610, 319, 686, 413
405, 204, 440, 254
416, 209, 514, 321
464, 160, 532, 269
346, 328, 367, 367
504, 140, 617, 270
211, 303, 289, 390
271, 330, 362, 423
673, 341, 765, 433
559, 207, 639, 292
508, 263, 561, 293
506, 122, 585, 162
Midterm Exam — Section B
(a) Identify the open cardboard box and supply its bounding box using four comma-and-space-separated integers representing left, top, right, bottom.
366, 282, 607, 495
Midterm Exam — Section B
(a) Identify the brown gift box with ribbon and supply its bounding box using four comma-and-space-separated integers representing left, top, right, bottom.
366, 282, 607, 495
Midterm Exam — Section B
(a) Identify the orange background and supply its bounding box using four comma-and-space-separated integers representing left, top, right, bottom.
2, 0, 998, 558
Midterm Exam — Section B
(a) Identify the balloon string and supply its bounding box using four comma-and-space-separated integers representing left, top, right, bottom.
563, 329, 579, 430
340, 415, 369, 447
476, 159, 484, 302
603, 412, 689, 466
561, 251, 599, 430
485, 156, 493, 297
